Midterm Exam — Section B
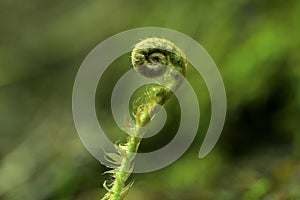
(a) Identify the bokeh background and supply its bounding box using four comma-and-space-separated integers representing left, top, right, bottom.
1, 0, 300, 199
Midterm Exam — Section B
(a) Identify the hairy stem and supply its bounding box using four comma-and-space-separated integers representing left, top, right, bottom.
109, 135, 141, 200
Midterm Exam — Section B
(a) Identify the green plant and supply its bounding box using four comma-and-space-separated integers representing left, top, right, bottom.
101, 38, 187, 200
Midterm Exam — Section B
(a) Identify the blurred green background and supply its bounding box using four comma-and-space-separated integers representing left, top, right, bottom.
1, 0, 300, 199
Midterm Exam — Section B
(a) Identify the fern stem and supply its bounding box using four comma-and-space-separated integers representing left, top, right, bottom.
110, 135, 141, 200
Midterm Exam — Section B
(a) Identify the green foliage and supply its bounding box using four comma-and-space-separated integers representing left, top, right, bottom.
0, 0, 300, 199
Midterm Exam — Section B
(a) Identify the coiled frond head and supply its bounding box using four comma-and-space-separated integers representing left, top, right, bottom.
131, 38, 188, 126
131, 38, 187, 78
